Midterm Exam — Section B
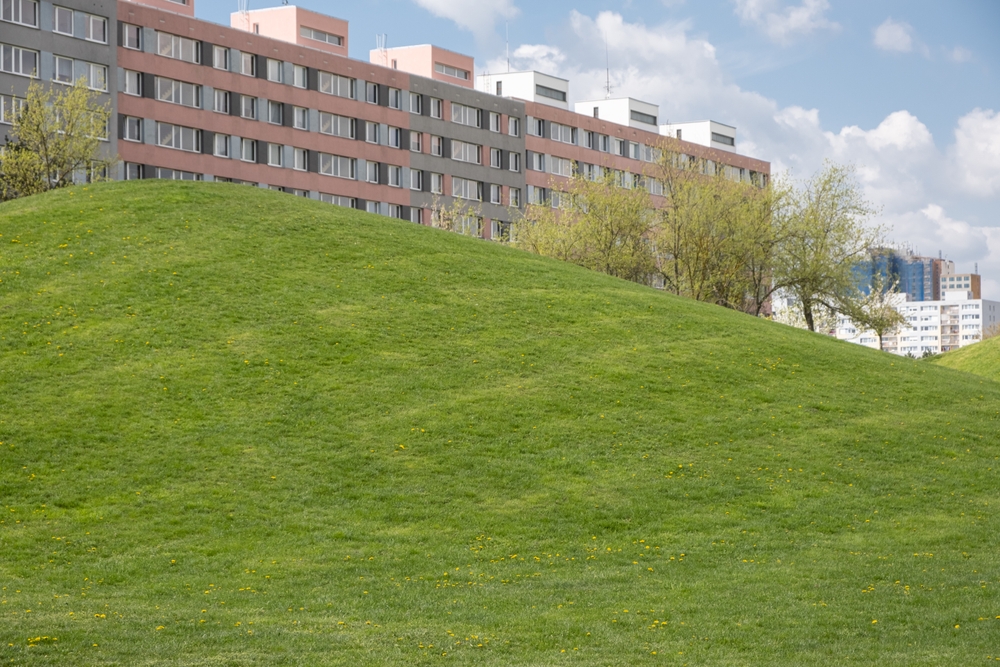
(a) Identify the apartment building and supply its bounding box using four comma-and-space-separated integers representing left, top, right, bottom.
836, 290, 1000, 356
1, 0, 118, 174
2, 0, 769, 239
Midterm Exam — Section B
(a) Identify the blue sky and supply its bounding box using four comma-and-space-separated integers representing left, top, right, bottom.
198, 0, 1000, 292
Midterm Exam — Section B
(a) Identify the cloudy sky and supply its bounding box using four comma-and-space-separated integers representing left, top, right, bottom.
202, 0, 1000, 294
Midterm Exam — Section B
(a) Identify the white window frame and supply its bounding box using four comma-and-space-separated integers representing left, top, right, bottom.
293, 64, 307, 88
430, 172, 444, 195
366, 161, 379, 184
430, 135, 443, 157
240, 52, 255, 77
266, 58, 282, 83
241, 96, 257, 120
452, 176, 482, 201
84, 13, 107, 43
490, 184, 502, 205
157, 122, 201, 152
213, 45, 229, 71
52, 54, 73, 84
293, 106, 308, 130
157, 31, 200, 64
387, 165, 402, 188
451, 103, 480, 128
156, 76, 199, 107
508, 117, 520, 137
319, 112, 354, 139
409, 92, 422, 114
53, 6, 73, 35
365, 121, 379, 144
409, 131, 422, 152
240, 137, 256, 162
122, 22, 142, 50
388, 126, 401, 149
318, 72, 355, 99
123, 69, 142, 96
2, 0, 37, 27
214, 133, 230, 157
0, 44, 39, 78
123, 116, 142, 142
410, 169, 423, 191
293, 147, 307, 171
490, 147, 501, 169
509, 152, 521, 173
84, 62, 107, 91
267, 100, 283, 125
319, 153, 356, 179
267, 142, 283, 167
213, 89, 230, 114
430, 98, 443, 119
451, 140, 481, 165
489, 112, 501, 133
388, 88, 402, 110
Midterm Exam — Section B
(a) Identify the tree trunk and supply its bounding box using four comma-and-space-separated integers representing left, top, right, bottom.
803, 300, 816, 332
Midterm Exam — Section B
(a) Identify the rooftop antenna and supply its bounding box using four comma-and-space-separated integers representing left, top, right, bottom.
237, 0, 250, 31
376, 33, 388, 67
505, 21, 510, 73
604, 34, 612, 99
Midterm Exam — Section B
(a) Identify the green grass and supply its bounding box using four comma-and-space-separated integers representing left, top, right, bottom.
931, 336, 1000, 380
2, 181, 1000, 666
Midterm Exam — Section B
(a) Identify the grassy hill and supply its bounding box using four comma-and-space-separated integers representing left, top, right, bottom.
2, 181, 1000, 666
931, 336, 1000, 381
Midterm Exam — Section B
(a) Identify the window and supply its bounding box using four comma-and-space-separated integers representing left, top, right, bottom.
365, 121, 379, 144
409, 92, 422, 114
613, 138, 625, 156
123, 116, 142, 142
241, 96, 257, 120
508, 117, 520, 137
365, 82, 379, 105
365, 162, 379, 184
451, 103, 480, 128
293, 106, 308, 130
550, 122, 574, 144
488, 112, 501, 133
535, 84, 566, 102
490, 148, 501, 169
410, 169, 423, 191
157, 122, 200, 152
267, 100, 283, 125
410, 208, 422, 224
213, 45, 229, 71
318, 112, 354, 139
318, 72, 355, 98
320, 193, 356, 208
2, 0, 36, 27
434, 62, 469, 80
551, 157, 573, 177
430, 135, 443, 157
124, 163, 144, 180
509, 152, 520, 173
1, 93, 25, 124
240, 52, 255, 76
266, 58, 283, 83
293, 64, 307, 88
84, 14, 106, 43
214, 133, 230, 157
599, 135, 610, 152
409, 131, 422, 152
388, 126, 402, 149
83, 62, 106, 91
319, 153, 356, 179
157, 168, 202, 181
122, 22, 142, 50
452, 176, 481, 201
630, 109, 657, 125
157, 32, 200, 64
300, 25, 342, 46
240, 137, 256, 162
0, 44, 38, 77
388, 204, 402, 219
451, 140, 481, 164
490, 184, 502, 205
529, 118, 544, 136
123, 69, 142, 96
430, 97, 443, 119
711, 132, 735, 146
456, 215, 482, 236
630, 143, 640, 160
53, 6, 72, 34
268, 143, 283, 167
366, 201, 379, 214
430, 173, 443, 194
292, 147, 306, 171
213, 89, 230, 114
510, 187, 521, 208
156, 77, 200, 107
387, 165, 402, 187
530, 152, 544, 172
53, 55, 73, 84
388, 88, 402, 109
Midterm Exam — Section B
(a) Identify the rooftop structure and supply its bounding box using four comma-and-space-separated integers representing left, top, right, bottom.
660, 121, 737, 153
232, 5, 348, 58
477, 71, 569, 109
575, 98, 660, 132
370, 45, 474, 89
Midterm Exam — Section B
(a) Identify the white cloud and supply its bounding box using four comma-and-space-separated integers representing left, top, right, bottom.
410, 0, 518, 38
946, 46, 973, 63
951, 108, 1000, 197
733, 0, 839, 45
492, 10, 1000, 288
873, 18, 913, 53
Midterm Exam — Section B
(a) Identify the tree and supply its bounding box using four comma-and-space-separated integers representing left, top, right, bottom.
514, 170, 656, 283
840, 272, 907, 350
650, 141, 791, 315
0, 79, 115, 201
773, 162, 882, 331
429, 195, 484, 237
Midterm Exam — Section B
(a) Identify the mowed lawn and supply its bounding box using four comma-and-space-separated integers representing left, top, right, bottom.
932, 335, 1000, 381
1, 181, 1000, 666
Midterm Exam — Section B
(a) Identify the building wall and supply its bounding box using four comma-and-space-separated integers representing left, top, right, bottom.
374, 45, 474, 89
1, 0, 118, 169
235, 6, 348, 58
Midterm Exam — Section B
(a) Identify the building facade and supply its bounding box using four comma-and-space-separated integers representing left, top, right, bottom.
2, 0, 770, 240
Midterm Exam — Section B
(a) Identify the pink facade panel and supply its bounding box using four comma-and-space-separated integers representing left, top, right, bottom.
123, 0, 193, 18
372, 45, 474, 89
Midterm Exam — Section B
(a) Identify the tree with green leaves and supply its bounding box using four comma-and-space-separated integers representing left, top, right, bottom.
773, 162, 882, 331
514, 170, 656, 283
1, 79, 115, 201
840, 272, 908, 350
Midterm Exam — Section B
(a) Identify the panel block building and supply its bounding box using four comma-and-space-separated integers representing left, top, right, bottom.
2, 0, 770, 240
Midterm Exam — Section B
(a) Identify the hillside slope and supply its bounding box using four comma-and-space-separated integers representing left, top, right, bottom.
930, 336, 1000, 381
2, 181, 999, 666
